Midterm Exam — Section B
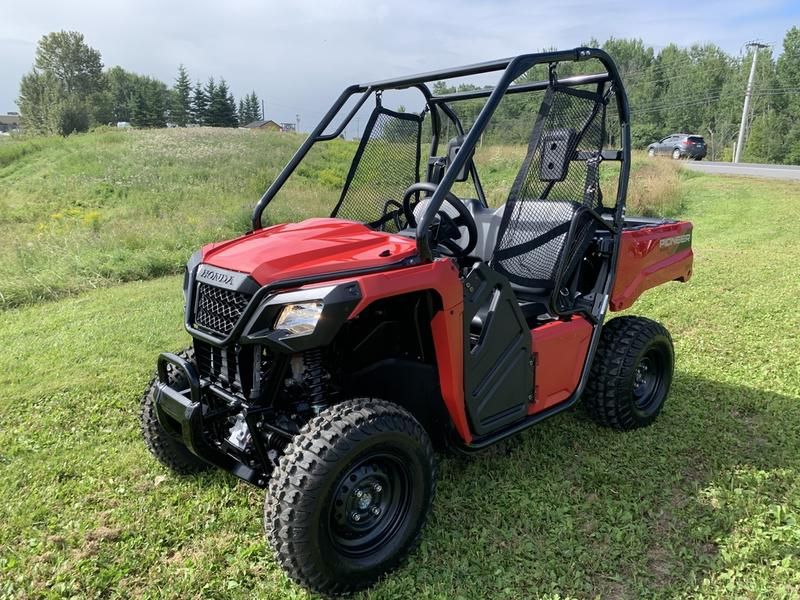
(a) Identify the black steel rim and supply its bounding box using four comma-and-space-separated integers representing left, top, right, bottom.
632, 348, 665, 411
329, 451, 412, 557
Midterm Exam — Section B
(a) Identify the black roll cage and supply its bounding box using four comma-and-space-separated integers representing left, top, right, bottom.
251, 47, 631, 262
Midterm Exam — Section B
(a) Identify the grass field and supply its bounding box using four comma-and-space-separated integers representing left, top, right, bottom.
2, 130, 799, 599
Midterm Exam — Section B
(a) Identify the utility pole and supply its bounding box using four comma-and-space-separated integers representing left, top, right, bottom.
261, 99, 265, 121
296, 113, 300, 133
734, 41, 768, 163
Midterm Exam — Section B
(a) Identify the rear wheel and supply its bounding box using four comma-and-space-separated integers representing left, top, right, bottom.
583, 317, 674, 430
672, 148, 682, 160
139, 348, 209, 474
265, 398, 436, 595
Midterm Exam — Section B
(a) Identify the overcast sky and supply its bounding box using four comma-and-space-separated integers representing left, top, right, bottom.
3, 0, 798, 128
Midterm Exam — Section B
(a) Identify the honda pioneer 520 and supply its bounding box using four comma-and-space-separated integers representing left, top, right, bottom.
140, 48, 693, 595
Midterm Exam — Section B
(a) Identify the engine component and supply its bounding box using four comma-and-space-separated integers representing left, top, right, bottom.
225, 412, 251, 452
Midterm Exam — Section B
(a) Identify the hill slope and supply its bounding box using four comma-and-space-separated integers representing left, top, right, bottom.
0, 128, 353, 308
0, 128, 685, 309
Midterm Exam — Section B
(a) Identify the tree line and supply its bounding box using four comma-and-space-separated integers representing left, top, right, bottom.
17, 28, 800, 164
17, 31, 264, 135
433, 27, 800, 164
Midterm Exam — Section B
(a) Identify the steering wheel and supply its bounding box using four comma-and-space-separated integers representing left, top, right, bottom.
401, 182, 478, 258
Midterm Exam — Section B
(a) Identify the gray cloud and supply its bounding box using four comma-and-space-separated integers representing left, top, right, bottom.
2, 0, 795, 126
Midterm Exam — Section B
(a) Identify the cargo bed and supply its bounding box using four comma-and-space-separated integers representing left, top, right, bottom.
607, 217, 693, 311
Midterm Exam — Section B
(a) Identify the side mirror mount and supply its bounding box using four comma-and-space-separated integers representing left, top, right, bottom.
447, 135, 474, 182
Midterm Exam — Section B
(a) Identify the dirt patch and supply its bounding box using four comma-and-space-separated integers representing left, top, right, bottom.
86, 526, 121, 543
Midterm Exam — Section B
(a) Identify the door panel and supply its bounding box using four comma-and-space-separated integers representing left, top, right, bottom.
463, 263, 533, 436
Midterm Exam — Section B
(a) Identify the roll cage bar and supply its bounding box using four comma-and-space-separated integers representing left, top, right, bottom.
251, 47, 631, 262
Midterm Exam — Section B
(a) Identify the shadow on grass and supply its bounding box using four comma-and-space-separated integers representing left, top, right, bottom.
411, 373, 800, 599
176, 373, 798, 598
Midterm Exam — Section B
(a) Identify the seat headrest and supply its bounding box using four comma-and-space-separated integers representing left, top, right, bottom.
539, 128, 578, 182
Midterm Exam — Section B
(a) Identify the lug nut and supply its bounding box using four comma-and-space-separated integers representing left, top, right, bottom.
351, 511, 361, 522
371, 507, 381, 516
373, 483, 382, 493
354, 489, 364, 498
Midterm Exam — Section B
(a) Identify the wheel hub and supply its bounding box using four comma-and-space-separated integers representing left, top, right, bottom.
356, 489, 374, 511
634, 360, 649, 387
333, 463, 391, 530
329, 453, 412, 557
632, 353, 662, 409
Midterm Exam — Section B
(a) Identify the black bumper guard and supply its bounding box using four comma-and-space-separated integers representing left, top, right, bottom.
154, 352, 264, 486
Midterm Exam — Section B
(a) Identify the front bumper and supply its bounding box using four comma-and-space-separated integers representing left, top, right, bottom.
154, 352, 265, 486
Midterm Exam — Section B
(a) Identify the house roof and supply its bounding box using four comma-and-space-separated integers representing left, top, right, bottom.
244, 119, 280, 128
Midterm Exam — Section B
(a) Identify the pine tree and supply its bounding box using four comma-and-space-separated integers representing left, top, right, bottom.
208, 78, 237, 127
172, 64, 191, 126
192, 80, 207, 125
236, 91, 261, 125
205, 78, 222, 126
205, 78, 222, 125
128, 76, 168, 127
227, 91, 239, 127
249, 91, 262, 121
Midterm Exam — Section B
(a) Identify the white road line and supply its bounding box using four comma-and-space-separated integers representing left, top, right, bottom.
692, 164, 799, 173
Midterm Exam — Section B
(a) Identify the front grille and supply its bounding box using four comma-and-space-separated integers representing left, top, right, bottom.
194, 282, 251, 336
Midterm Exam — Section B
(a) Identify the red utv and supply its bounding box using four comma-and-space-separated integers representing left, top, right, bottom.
140, 48, 693, 595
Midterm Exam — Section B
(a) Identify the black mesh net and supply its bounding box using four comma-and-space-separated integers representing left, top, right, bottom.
492, 85, 606, 293
332, 106, 422, 232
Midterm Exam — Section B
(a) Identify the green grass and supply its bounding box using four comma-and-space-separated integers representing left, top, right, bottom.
0, 128, 684, 311
0, 166, 799, 598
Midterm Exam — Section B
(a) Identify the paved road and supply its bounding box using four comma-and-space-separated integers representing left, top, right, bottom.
684, 161, 800, 180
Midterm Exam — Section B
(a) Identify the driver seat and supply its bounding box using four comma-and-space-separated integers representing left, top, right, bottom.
490, 84, 607, 316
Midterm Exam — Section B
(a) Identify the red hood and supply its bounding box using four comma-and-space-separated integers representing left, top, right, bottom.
201, 218, 418, 285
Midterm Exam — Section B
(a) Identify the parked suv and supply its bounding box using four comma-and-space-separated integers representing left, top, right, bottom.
648, 133, 707, 160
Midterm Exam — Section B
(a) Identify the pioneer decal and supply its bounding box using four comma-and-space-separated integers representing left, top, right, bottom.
659, 233, 691, 249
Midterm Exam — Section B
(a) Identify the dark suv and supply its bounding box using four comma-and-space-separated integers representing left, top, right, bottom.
647, 134, 707, 160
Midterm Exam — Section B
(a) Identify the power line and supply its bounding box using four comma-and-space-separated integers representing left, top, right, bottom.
605, 88, 800, 117
618, 47, 769, 90
621, 54, 699, 79
624, 71, 703, 88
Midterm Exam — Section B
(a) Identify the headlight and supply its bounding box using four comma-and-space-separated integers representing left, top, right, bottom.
274, 302, 324, 337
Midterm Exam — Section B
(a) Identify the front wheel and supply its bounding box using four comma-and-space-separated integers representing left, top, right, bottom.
648, 148, 655, 157
672, 148, 682, 160
264, 399, 436, 595
583, 317, 674, 430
